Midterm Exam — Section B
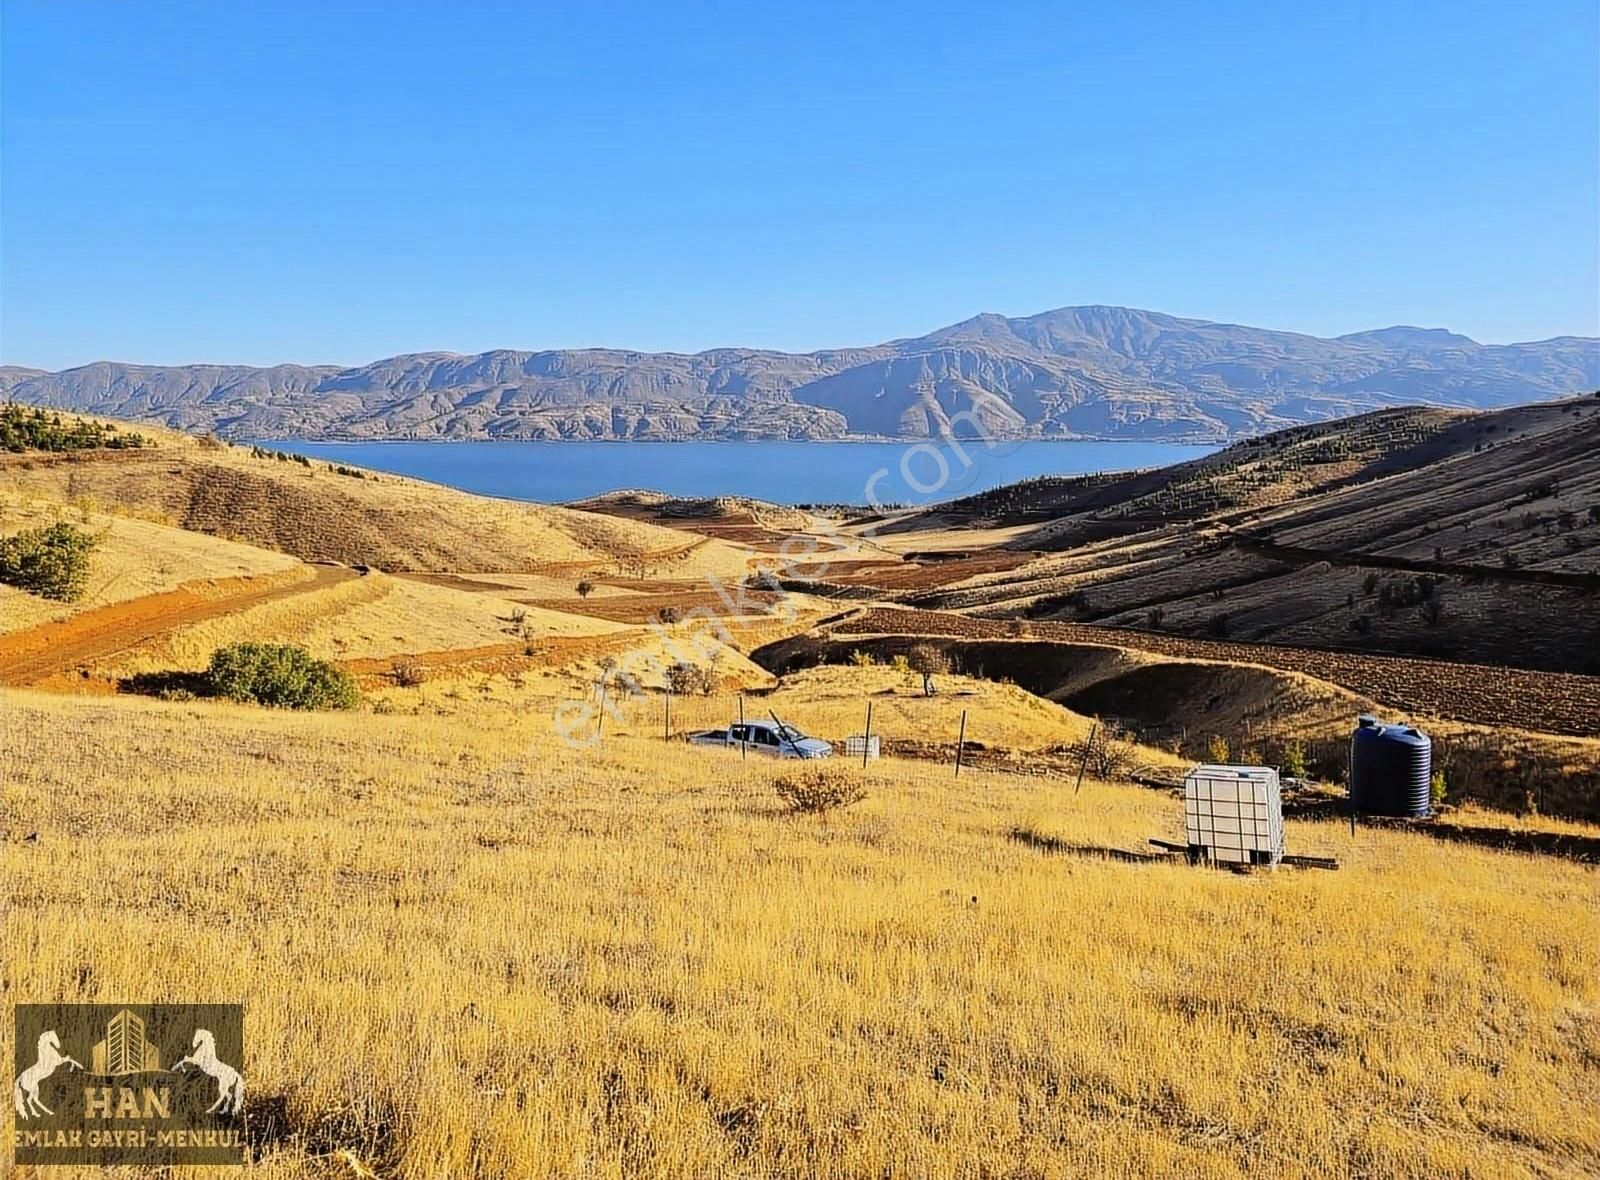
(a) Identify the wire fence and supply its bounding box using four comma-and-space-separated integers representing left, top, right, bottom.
552, 682, 1125, 794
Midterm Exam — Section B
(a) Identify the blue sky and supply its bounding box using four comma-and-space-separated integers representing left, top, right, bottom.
2, 0, 1596, 370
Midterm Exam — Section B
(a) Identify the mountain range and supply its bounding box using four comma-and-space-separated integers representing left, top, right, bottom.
3, 306, 1595, 442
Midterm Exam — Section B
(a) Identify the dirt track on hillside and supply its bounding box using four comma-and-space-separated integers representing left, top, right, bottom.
0, 565, 358, 686
829, 607, 1600, 737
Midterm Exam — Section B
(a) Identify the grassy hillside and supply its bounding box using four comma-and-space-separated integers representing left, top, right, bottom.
0, 487, 302, 633
862, 399, 1600, 674
4, 688, 1595, 1178
0, 424, 754, 578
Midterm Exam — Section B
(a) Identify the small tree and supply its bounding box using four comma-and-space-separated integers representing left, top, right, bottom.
576, 579, 595, 599
1206, 734, 1231, 763
0, 521, 99, 602
658, 606, 682, 624
666, 660, 714, 696
1280, 739, 1307, 778
905, 643, 950, 697
1074, 720, 1137, 780
208, 643, 358, 710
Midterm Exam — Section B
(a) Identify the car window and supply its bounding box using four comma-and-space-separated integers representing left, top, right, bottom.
761, 729, 780, 745
731, 725, 747, 742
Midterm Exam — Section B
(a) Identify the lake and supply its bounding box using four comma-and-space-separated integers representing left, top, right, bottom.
254, 439, 1216, 507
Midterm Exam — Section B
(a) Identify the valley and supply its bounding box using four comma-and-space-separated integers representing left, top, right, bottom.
3, 402, 1598, 1177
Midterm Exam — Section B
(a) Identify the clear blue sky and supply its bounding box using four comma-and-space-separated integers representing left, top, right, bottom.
2, 0, 1596, 370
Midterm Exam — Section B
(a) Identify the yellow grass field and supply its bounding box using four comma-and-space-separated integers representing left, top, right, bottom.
89, 571, 623, 676
0, 489, 301, 634
3, 689, 1596, 1179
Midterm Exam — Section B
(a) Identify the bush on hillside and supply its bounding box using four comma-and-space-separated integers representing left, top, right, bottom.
0, 521, 99, 601
1068, 720, 1138, 780
208, 642, 359, 710
774, 763, 866, 814
666, 660, 715, 696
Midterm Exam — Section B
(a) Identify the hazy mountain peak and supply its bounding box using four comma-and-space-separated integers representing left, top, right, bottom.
1337, 326, 1481, 349
5, 306, 1595, 442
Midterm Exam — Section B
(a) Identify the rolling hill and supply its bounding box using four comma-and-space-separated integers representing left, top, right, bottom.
838, 397, 1600, 673
0, 420, 754, 577
4, 306, 1595, 442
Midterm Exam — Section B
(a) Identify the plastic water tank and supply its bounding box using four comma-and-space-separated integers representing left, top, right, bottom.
1349, 715, 1432, 817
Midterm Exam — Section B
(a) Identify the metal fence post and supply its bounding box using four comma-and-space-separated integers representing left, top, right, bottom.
862, 700, 873, 769
954, 709, 967, 778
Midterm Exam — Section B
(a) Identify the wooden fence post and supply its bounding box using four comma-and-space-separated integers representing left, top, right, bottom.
862, 700, 873, 769
1075, 721, 1098, 795
954, 709, 967, 778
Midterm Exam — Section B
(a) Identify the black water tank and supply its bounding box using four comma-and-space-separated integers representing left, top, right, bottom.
1349, 715, 1431, 817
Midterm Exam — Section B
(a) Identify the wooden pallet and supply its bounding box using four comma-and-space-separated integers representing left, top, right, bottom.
1148, 838, 1339, 871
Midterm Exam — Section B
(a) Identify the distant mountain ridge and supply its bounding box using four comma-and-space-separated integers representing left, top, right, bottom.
3, 306, 1595, 442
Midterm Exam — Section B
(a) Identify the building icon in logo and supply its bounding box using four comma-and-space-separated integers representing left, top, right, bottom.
90, 1009, 160, 1075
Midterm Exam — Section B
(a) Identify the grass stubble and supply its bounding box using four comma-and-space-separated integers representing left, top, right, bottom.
2, 686, 1597, 1179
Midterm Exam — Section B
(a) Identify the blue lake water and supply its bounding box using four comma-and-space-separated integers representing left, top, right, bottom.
255, 439, 1216, 507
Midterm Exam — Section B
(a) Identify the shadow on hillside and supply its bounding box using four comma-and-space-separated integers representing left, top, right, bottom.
1008, 828, 1170, 864
1271, 791, 1600, 864
245, 1091, 400, 1172
118, 670, 214, 700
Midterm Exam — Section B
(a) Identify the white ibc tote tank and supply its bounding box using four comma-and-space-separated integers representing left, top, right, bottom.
1183, 765, 1284, 866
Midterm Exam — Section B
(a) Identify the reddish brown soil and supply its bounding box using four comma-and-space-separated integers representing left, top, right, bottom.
522, 590, 786, 624
0, 566, 355, 686
823, 551, 1038, 590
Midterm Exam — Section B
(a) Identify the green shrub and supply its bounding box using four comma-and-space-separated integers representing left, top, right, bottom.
1205, 734, 1232, 764
1430, 771, 1448, 810
774, 763, 866, 814
207, 642, 358, 710
0, 521, 99, 601
1280, 740, 1308, 778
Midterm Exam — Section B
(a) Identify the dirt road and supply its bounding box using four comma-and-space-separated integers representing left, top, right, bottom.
0, 565, 359, 686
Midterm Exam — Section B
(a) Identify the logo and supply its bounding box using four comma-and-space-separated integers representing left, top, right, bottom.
12, 1004, 244, 1166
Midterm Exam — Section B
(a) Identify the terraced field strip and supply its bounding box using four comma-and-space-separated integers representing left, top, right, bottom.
338, 629, 655, 684
0, 565, 357, 686
831, 608, 1600, 738
522, 589, 787, 624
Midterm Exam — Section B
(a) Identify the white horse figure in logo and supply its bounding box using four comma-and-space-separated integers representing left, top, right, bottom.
13, 1030, 84, 1118
171, 1029, 244, 1114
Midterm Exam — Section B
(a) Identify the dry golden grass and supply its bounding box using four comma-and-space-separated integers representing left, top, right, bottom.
4, 689, 1595, 1179
613, 664, 1109, 754
1, 434, 754, 578
89, 571, 622, 676
0, 488, 300, 633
